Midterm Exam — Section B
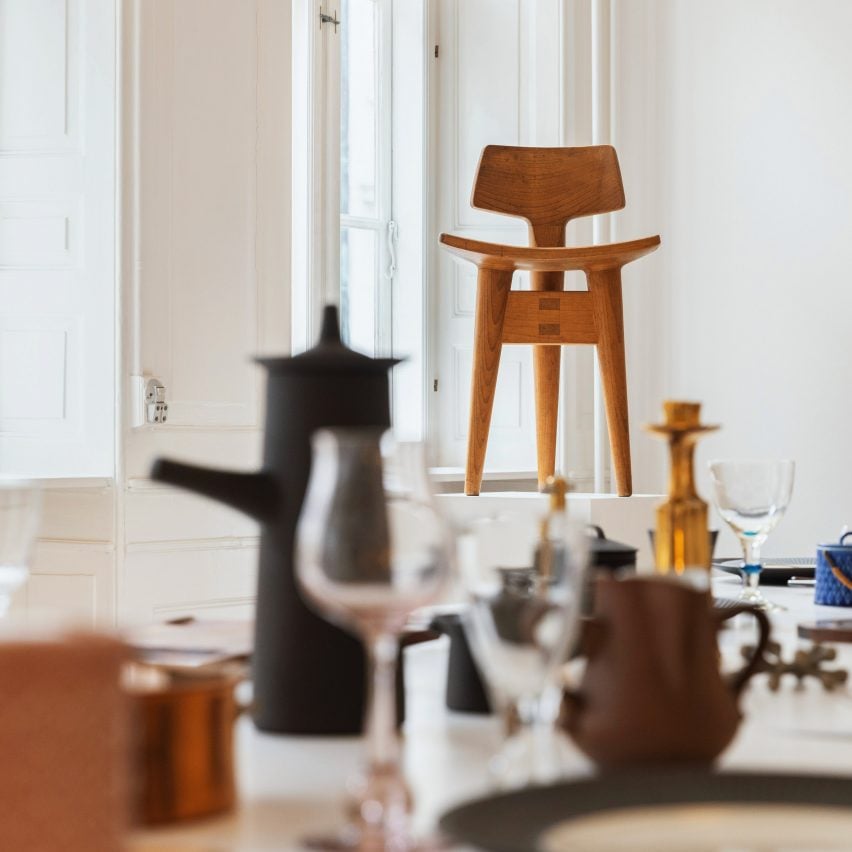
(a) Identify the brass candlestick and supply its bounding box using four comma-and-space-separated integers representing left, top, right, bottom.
645, 401, 719, 575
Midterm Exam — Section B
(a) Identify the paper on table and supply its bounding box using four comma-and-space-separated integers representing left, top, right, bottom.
126, 619, 253, 659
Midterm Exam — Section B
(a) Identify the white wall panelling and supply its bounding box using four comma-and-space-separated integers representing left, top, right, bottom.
121, 538, 259, 625
28, 542, 114, 628
8, 481, 116, 627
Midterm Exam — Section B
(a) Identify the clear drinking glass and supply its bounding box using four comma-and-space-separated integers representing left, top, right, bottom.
458, 511, 587, 789
296, 430, 453, 851
708, 459, 795, 612
0, 481, 41, 617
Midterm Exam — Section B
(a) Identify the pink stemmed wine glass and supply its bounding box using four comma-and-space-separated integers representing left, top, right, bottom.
297, 429, 453, 850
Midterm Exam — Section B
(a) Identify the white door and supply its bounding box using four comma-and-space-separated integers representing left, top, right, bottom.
0, 0, 115, 477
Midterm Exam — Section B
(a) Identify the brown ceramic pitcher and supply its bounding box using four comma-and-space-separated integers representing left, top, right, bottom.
562, 576, 770, 767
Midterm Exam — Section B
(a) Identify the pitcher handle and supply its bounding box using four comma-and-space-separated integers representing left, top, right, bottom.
715, 602, 771, 696
825, 551, 852, 592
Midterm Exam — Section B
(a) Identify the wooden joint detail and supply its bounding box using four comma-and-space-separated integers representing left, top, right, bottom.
501, 291, 598, 345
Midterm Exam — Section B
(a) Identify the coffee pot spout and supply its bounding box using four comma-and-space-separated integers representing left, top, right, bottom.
151, 459, 280, 523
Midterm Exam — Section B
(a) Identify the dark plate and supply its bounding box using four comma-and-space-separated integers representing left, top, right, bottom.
439, 771, 852, 852
714, 557, 815, 585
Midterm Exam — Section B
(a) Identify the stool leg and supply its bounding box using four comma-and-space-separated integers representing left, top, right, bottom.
465, 267, 512, 496
533, 346, 560, 488
588, 268, 632, 496
531, 270, 563, 489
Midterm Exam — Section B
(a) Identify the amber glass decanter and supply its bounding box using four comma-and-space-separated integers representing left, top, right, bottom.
645, 401, 718, 578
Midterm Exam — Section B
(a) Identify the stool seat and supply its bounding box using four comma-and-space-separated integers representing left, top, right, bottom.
440, 233, 660, 272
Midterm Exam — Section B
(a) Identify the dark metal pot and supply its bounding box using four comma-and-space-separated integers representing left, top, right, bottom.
430, 613, 491, 715
432, 526, 639, 715
587, 525, 638, 572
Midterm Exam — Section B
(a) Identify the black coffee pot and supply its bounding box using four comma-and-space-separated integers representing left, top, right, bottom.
151, 307, 400, 735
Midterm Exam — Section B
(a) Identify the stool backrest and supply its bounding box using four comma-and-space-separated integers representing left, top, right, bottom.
471, 145, 625, 246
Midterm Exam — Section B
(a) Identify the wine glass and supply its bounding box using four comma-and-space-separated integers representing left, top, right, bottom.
458, 507, 587, 789
0, 481, 41, 617
708, 459, 795, 612
296, 429, 453, 851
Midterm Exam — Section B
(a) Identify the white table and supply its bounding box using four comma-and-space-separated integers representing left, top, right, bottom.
133, 577, 852, 851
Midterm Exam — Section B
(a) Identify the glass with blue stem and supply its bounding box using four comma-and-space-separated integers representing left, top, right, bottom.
708, 459, 795, 612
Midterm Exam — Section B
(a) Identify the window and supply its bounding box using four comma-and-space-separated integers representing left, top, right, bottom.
292, 0, 427, 439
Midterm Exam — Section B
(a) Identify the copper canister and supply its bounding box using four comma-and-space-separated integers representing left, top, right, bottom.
131, 672, 239, 825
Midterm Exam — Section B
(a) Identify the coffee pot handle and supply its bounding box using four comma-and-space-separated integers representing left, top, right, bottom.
715, 603, 771, 696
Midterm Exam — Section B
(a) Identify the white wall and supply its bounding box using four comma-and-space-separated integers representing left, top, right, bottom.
618, 1, 852, 555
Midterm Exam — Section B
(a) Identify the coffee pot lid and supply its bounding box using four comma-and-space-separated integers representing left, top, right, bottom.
256, 305, 402, 374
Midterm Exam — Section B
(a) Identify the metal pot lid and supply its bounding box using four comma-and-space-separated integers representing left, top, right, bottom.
256, 305, 403, 374
586, 524, 637, 569
587, 524, 637, 555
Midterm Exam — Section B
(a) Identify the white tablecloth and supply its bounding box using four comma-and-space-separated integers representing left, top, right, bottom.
133, 576, 852, 851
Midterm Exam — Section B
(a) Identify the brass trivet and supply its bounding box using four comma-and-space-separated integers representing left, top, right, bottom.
740, 640, 848, 691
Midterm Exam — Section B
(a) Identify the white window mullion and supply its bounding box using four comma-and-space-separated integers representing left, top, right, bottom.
376, 0, 394, 359
291, 1, 341, 353
339, 0, 392, 357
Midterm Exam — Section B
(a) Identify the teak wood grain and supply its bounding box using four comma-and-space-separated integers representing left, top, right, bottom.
442, 145, 660, 496
465, 267, 513, 497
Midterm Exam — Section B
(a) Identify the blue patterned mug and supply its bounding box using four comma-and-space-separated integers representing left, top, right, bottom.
816, 532, 852, 606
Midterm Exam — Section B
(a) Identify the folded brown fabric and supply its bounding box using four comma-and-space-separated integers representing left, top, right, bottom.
0, 634, 129, 851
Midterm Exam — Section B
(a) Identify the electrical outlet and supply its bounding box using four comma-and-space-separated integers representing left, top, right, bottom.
145, 379, 168, 424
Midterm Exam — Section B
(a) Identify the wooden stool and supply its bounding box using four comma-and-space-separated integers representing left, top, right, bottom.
440, 145, 660, 496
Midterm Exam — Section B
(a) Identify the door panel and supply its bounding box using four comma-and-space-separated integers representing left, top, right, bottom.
435, 0, 534, 472
0, 0, 114, 476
